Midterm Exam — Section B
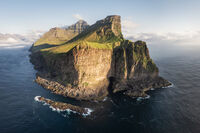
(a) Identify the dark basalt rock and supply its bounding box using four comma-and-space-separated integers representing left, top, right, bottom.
35, 96, 91, 115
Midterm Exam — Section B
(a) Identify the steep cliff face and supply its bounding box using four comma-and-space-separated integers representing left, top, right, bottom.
34, 46, 112, 100
109, 40, 169, 97
110, 40, 158, 80
30, 15, 171, 100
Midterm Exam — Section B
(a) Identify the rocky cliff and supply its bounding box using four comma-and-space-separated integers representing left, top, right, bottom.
30, 15, 171, 100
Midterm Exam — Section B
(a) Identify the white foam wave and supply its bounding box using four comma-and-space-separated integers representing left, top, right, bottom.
83, 108, 93, 117
136, 95, 150, 101
34, 96, 41, 102
150, 88, 155, 91
48, 105, 75, 113
136, 97, 143, 101
163, 82, 174, 88
103, 97, 108, 102
145, 95, 150, 99
150, 82, 174, 91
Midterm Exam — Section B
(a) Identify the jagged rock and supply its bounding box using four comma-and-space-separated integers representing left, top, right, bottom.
35, 96, 92, 115
30, 15, 171, 100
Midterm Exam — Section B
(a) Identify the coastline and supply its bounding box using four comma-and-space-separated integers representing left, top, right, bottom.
34, 74, 171, 101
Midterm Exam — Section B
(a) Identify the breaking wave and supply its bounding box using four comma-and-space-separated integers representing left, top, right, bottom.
136, 95, 151, 101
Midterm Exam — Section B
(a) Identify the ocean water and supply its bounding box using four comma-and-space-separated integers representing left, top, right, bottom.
0, 44, 200, 133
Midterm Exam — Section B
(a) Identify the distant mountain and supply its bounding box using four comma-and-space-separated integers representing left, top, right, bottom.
33, 20, 89, 47
0, 20, 89, 47
66, 20, 89, 33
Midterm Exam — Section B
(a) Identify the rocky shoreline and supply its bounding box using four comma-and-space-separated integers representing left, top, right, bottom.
35, 74, 171, 101
114, 76, 172, 98
35, 75, 108, 101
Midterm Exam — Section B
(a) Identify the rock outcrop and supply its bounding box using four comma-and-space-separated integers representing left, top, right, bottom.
30, 15, 171, 100
34, 96, 92, 116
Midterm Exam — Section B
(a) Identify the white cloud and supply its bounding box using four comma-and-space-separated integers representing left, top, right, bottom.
73, 14, 83, 20
0, 43, 29, 49
0, 30, 45, 49
121, 17, 200, 46
23, 30, 45, 42
6, 37, 18, 43
122, 19, 139, 37
126, 31, 200, 45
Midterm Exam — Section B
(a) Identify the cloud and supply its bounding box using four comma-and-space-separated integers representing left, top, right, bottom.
0, 43, 29, 49
6, 37, 18, 43
121, 18, 200, 46
73, 14, 83, 20
23, 30, 45, 42
122, 19, 139, 37
0, 30, 45, 49
126, 31, 200, 45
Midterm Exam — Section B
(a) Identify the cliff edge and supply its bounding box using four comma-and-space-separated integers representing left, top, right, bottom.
30, 15, 171, 100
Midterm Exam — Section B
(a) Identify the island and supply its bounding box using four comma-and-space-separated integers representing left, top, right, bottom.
30, 15, 171, 102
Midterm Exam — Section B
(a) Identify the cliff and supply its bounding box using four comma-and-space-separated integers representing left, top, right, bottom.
30, 15, 171, 100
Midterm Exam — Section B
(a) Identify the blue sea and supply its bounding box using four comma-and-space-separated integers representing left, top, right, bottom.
0, 43, 200, 133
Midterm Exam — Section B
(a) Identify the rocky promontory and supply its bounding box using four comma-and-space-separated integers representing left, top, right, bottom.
30, 15, 171, 101
34, 96, 92, 116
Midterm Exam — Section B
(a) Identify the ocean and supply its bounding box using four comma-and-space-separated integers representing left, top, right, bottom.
0, 44, 200, 133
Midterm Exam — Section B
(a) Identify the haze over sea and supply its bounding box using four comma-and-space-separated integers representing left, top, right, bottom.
0, 42, 200, 133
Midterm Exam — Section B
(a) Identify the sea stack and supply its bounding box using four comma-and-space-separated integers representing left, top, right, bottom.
30, 15, 171, 100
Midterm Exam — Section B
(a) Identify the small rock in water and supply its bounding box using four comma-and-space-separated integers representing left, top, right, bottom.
34, 96, 93, 116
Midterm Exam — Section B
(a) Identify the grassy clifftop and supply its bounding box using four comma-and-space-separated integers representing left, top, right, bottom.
33, 15, 124, 54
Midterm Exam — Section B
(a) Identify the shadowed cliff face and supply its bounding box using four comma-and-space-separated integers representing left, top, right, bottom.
30, 15, 171, 100
108, 40, 168, 97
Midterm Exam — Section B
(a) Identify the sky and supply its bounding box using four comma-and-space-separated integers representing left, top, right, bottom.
1, 0, 200, 45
